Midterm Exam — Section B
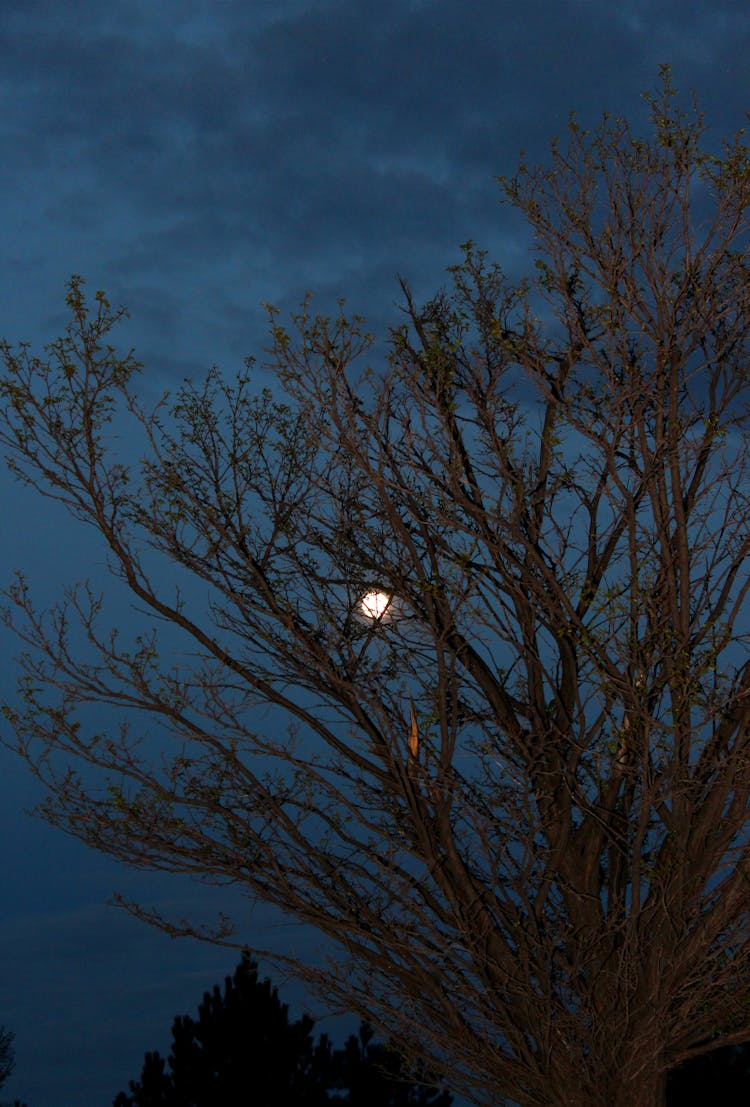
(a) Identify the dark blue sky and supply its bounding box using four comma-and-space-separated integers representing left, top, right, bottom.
0, 2, 748, 1104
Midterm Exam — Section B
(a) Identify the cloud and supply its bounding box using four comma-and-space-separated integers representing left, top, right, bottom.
1, 5, 749, 1104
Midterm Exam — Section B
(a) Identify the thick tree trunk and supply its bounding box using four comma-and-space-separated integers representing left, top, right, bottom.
619, 1073, 665, 1107
603, 1058, 667, 1107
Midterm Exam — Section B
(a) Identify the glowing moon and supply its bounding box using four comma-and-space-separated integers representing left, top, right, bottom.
360, 590, 391, 620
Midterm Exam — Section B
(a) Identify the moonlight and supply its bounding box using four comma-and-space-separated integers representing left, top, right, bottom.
359, 591, 392, 620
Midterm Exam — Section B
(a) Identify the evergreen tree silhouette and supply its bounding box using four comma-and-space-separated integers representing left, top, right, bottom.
113, 954, 452, 1107
0, 1027, 14, 1093
330, 1022, 452, 1107
0, 1024, 28, 1106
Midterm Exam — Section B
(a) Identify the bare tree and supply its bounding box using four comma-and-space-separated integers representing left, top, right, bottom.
1, 68, 749, 1107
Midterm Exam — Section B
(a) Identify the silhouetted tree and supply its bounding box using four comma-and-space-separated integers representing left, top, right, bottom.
666, 1040, 750, 1105
113, 953, 452, 1106
329, 1022, 453, 1107
2, 68, 750, 1105
0, 1024, 29, 1107
0, 1028, 13, 1092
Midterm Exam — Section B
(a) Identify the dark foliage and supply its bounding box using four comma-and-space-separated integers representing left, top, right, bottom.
0, 1024, 29, 1106
0, 1028, 14, 1091
327, 1022, 453, 1107
113, 954, 453, 1107
666, 1041, 750, 1105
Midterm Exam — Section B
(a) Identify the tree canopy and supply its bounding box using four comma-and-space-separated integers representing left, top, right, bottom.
2, 68, 750, 1106
113, 952, 452, 1107
0, 1024, 28, 1107
0, 1028, 15, 1093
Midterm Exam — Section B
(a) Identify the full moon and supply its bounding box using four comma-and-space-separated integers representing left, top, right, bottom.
360, 590, 391, 620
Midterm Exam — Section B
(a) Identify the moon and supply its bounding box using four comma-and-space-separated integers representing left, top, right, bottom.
360, 590, 391, 620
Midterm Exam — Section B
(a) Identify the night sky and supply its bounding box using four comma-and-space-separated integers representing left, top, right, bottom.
0, 2, 748, 1104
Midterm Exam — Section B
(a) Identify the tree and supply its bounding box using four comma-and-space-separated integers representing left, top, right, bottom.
0, 1028, 14, 1092
666, 1040, 750, 1104
113, 952, 452, 1106
0, 1024, 28, 1107
1, 67, 749, 1106
329, 1023, 452, 1107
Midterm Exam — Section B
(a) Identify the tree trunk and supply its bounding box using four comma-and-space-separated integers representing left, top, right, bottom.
605, 1058, 667, 1107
